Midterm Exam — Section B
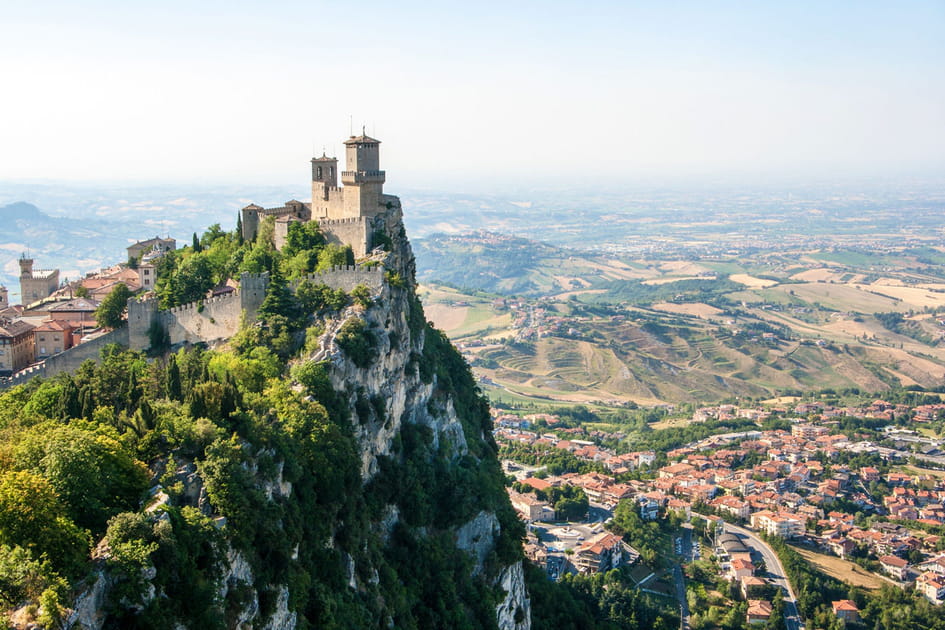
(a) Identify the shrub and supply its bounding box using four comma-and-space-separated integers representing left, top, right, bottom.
335, 319, 377, 369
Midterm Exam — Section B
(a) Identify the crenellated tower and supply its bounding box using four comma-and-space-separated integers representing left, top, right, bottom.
340, 132, 386, 219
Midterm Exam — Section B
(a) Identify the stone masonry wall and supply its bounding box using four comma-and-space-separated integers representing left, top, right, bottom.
162, 293, 243, 347
292, 265, 384, 293
319, 217, 369, 257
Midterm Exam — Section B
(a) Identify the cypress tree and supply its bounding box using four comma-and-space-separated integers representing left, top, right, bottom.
258, 266, 298, 320
58, 378, 81, 420
166, 355, 182, 400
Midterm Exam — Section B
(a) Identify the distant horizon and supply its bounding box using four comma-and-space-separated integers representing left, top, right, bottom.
3, 2, 943, 186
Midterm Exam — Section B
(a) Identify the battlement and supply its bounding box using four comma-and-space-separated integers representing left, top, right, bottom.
318, 216, 368, 226
341, 170, 385, 184
293, 265, 384, 293
166, 292, 238, 315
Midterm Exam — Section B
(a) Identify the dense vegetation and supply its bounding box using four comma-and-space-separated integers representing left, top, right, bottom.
525, 563, 678, 630
151, 219, 353, 309
767, 536, 945, 630
0, 218, 533, 629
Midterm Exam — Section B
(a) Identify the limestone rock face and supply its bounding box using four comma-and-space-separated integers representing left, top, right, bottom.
65, 205, 530, 630
495, 562, 532, 630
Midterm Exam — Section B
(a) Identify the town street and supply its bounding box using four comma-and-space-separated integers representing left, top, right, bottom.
722, 523, 803, 630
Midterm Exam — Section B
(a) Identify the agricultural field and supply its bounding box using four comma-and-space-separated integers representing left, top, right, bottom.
792, 547, 889, 591
417, 233, 945, 407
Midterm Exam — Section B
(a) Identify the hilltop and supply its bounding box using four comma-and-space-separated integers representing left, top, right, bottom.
418, 232, 945, 407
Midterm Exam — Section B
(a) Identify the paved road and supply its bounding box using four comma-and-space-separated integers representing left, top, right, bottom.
723, 523, 803, 630
673, 563, 690, 630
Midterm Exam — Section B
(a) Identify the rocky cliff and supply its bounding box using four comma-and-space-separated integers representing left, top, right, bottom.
43, 204, 531, 629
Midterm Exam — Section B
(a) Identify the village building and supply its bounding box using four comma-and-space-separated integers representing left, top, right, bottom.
572, 532, 634, 574
916, 571, 945, 605
508, 490, 556, 522
831, 599, 861, 623
0, 319, 36, 376
879, 555, 910, 581
746, 600, 773, 625
33, 319, 75, 360
127, 237, 176, 262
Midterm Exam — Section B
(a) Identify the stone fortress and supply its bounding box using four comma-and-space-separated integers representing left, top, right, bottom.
241, 130, 400, 257
127, 131, 401, 352
0, 131, 400, 388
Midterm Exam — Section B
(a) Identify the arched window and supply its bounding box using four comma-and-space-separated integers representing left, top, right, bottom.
317, 166, 323, 178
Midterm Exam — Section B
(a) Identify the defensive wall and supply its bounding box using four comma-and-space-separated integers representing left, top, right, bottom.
0, 264, 384, 390
0, 327, 129, 389
293, 265, 384, 293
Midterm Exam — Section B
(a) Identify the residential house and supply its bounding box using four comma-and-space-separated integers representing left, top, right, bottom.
33, 319, 74, 360
573, 532, 627, 574
831, 600, 860, 623
879, 555, 909, 581
916, 571, 945, 605
746, 600, 773, 625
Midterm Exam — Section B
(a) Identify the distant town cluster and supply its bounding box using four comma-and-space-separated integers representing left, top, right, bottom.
0, 237, 175, 378
496, 397, 945, 625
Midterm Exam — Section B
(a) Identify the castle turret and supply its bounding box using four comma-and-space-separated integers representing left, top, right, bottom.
342, 131, 386, 218
18, 256, 33, 278
311, 153, 338, 197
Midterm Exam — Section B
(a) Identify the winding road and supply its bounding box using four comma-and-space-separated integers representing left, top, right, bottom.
722, 522, 804, 630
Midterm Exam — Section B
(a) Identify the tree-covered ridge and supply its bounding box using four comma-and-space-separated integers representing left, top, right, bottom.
152, 218, 353, 309
0, 218, 525, 629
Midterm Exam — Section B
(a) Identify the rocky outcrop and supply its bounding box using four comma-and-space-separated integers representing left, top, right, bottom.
495, 562, 531, 630
63, 204, 530, 630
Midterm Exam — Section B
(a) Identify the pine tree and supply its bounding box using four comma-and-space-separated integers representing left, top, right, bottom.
192, 232, 202, 253
236, 212, 244, 245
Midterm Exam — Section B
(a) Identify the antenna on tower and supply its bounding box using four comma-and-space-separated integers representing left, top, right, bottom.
349, 115, 353, 136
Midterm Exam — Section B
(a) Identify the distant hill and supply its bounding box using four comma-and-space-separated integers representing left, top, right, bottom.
0, 201, 46, 222
418, 232, 945, 406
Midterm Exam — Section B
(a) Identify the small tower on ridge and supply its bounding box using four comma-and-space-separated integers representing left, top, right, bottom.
0, 285, 8, 310
311, 152, 338, 203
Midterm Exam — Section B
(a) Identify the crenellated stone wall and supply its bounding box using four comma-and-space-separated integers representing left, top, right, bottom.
163, 292, 244, 347
292, 265, 384, 293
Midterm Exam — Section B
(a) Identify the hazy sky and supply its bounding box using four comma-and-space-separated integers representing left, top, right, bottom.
2, 1, 943, 190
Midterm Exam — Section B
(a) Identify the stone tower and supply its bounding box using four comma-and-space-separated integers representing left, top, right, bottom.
311, 153, 338, 201
0, 285, 7, 309
341, 132, 386, 219
19, 255, 60, 305
18, 256, 33, 279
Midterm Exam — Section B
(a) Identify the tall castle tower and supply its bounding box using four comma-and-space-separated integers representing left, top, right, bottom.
341, 131, 386, 219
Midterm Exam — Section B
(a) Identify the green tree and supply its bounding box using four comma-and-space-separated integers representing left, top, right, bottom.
95, 283, 134, 329
14, 422, 149, 534
0, 471, 90, 576
316, 243, 354, 271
